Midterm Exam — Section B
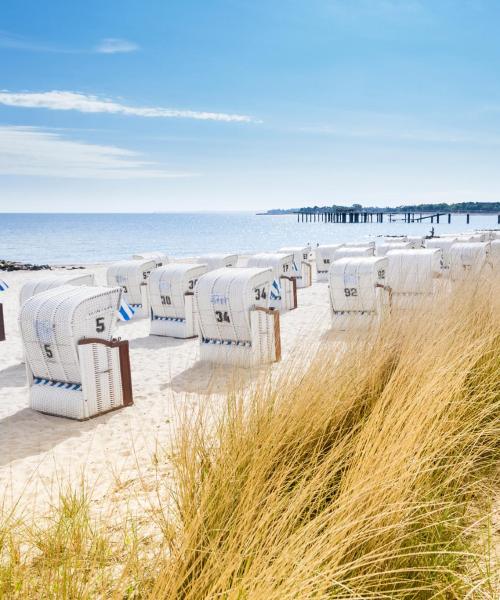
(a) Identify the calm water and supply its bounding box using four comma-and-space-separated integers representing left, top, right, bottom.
0, 212, 498, 265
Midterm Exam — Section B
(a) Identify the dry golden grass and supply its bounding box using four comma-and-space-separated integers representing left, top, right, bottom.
1, 277, 499, 599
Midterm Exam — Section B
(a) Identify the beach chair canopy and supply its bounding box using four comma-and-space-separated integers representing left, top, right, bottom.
19, 273, 95, 306
195, 267, 273, 344
106, 259, 156, 305
315, 245, 344, 273
334, 246, 375, 260
386, 249, 442, 294
278, 246, 312, 264
132, 252, 169, 268
247, 253, 294, 280
197, 253, 238, 270
425, 238, 458, 267
330, 257, 388, 313
377, 241, 413, 256
449, 242, 490, 278
149, 263, 208, 320
20, 285, 121, 385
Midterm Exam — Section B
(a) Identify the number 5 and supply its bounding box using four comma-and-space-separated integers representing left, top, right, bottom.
96, 317, 105, 333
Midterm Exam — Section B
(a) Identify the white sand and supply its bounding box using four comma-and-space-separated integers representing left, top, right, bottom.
0, 264, 333, 519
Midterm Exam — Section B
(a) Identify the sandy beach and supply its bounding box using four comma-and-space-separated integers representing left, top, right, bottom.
0, 263, 333, 519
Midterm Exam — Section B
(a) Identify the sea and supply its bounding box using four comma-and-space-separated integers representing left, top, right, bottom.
0, 212, 498, 265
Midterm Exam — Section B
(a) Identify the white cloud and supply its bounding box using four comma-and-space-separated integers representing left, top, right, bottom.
0, 31, 139, 55
95, 38, 139, 54
0, 126, 194, 179
0, 90, 258, 123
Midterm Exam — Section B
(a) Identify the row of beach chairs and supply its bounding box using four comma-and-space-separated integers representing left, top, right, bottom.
1, 232, 498, 421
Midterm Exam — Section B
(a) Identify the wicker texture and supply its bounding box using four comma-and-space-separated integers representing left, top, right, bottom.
278, 246, 312, 288
149, 263, 207, 338
197, 254, 238, 270
315, 245, 344, 281
132, 252, 169, 267
195, 267, 278, 365
377, 242, 413, 256
247, 253, 295, 311
19, 274, 95, 307
386, 249, 442, 298
106, 259, 156, 306
449, 242, 490, 281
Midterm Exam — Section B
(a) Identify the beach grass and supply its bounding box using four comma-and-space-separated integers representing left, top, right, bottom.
0, 278, 498, 598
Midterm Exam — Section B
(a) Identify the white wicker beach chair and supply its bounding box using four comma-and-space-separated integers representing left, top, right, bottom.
329, 257, 389, 330
246, 253, 297, 311
197, 254, 238, 270
377, 241, 413, 256
333, 246, 375, 261
344, 241, 376, 248
278, 246, 312, 288
386, 249, 443, 308
449, 242, 491, 281
194, 267, 281, 366
149, 263, 208, 338
20, 285, 133, 420
106, 259, 156, 319
19, 273, 95, 307
425, 238, 458, 273
315, 245, 344, 282
132, 252, 169, 268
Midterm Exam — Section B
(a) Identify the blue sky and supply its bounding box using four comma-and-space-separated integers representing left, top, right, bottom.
1, 0, 500, 211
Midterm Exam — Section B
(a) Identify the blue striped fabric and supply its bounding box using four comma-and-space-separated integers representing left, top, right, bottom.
0, 279, 8, 292
270, 279, 282, 301
33, 378, 82, 391
118, 299, 136, 321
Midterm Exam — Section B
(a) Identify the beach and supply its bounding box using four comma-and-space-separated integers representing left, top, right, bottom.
0, 262, 332, 518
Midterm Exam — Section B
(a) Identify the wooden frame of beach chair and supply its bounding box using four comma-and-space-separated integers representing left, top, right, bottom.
278, 246, 312, 288
149, 263, 208, 338
20, 285, 133, 420
0, 303, 5, 342
106, 259, 156, 319
329, 256, 390, 331
247, 253, 297, 312
386, 249, 443, 309
195, 267, 281, 366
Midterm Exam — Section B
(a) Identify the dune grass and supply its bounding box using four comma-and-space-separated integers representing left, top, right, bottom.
1, 278, 499, 598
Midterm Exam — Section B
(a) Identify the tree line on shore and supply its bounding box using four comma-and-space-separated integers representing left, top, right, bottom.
265, 201, 500, 214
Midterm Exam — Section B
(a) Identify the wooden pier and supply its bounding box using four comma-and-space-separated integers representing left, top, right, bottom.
295, 210, 500, 225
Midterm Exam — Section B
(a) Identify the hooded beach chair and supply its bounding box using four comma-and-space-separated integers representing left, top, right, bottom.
449, 242, 491, 281
377, 241, 413, 256
246, 253, 297, 311
329, 257, 390, 330
194, 267, 281, 366
132, 252, 169, 268
425, 237, 458, 274
149, 263, 208, 338
197, 253, 238, 270
19, 273, 95, 307
333, 246, 375, 261
106, 259, 156, 319
278, 246, 312, 288
386, 249, 443, 308
315, 245, 344, 282
20, 285, 133, 420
